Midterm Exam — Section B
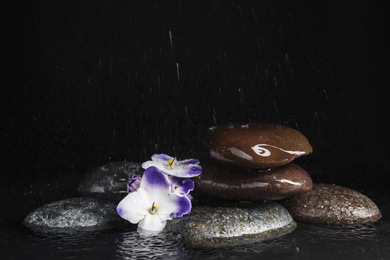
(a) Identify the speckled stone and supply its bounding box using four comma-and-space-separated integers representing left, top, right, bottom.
168, 202, 297, 248
204, 123, 312, 169
282, 183, 382, 225
23, 197, 132, 233
78, 162, 143, 198
196, 162, 313, 201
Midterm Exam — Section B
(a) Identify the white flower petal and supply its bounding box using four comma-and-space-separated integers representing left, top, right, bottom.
138, 214, 167, 232
142, 160, 161, 170
156, 193, 191, 220
151, 154, 173, 163
117, 188, 151, 224
156, 196, 179, 220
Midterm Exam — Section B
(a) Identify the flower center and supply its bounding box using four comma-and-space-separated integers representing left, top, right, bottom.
149, 202, 158, 215
167, 158, 176, 169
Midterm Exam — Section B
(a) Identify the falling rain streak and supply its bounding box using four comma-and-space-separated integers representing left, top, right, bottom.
176, 62, 180, 83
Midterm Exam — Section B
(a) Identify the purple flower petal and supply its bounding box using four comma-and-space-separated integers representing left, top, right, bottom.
127, 174, 141, 193
170, 194, 192, 218
179, 158, 200, 165
170, 176, 194, 196
140, 167, 171, 191
183, 164, 202, 177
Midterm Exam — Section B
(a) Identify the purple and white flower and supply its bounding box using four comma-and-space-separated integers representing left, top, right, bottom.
142, 154, 202, 178
117, 166, 191, 232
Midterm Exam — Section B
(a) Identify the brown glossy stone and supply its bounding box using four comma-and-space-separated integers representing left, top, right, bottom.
195, 162, 313, 201
282, 183, 382, 225
204, 123, 313, 169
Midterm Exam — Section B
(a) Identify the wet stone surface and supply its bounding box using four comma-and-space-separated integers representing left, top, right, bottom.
282, 183, 382, 225
23, 197, 133, 233
168, 202, 297, 248
78, 162, 143, 198
204, 123, 312, 169
196, 162, 313, 201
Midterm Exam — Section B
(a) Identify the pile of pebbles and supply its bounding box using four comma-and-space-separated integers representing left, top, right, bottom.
174, 123, 381, 246
22, 123, 382, 248
197, 123, 314, 201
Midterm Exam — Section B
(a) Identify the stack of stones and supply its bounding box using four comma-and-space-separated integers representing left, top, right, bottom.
196, 123, 314, 201
169, 123, 314, 247
175, 122, 381, 247
194, 122, 382, 227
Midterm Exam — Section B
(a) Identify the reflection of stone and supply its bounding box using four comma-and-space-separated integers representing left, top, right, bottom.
23, 197, 133, 233
282, 184, 382, 225
204, 123, 312, 169
196, 162, 313, 201
168, 202, 296, 248
78, 162, 143, 198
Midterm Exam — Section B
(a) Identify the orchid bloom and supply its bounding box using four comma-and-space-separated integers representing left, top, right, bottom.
117, 166, 191, 232
142, 154, 202, 178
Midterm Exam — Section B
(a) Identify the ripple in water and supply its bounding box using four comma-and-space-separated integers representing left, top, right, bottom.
116, 230, 197, 259
294, 221, 385, 242
16, 216, 389, 259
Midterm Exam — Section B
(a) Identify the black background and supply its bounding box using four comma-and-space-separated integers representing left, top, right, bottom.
1, 0, 389, 229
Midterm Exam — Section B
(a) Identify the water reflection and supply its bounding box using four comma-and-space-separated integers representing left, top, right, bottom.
116, 230, 194, 259
7, 219, 390, 259
16, 230, 119, 259
39, 230, 104, 247
116, 229, 301, 259
294, 221, 384, 242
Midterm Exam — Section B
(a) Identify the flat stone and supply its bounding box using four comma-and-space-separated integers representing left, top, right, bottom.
282, 183, 382, 225
78, 162, 143, 198
23, 197, 132, 233
204, 123, 312, 169
168, 202, 296, 248
195, 162, 313, 201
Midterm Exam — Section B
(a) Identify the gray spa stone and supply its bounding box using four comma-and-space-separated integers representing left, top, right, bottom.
78, 161, 143, 197
168, 202, 297, 248
23, 197, 132, 233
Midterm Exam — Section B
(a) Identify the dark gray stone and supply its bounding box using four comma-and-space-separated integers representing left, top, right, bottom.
23, 197, 133, 233
282, 183, 382, 225
168, 202, 296, 248
78, 162, 143, 197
